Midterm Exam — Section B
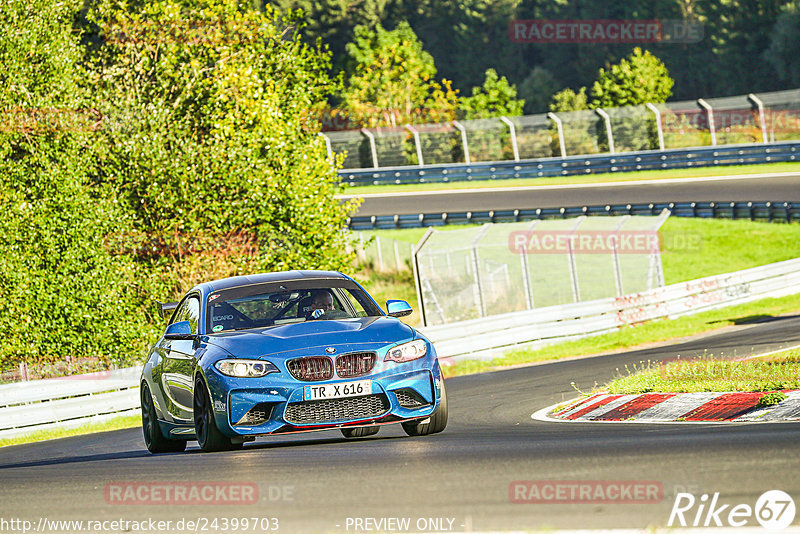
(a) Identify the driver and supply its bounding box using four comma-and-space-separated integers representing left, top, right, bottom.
307, 289, 335, 319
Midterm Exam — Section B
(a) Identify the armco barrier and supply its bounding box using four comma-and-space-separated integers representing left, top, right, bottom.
3, 257, 800, 438
0, 367, 142, 440
348, 201, 800, 230
339, 141, 800, 187
420, 257, 800, 361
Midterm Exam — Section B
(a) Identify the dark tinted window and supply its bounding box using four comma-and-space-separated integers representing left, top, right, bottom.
206, 280, 381, 333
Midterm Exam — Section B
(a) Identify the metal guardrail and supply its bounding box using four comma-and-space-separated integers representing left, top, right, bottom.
348, 201, 800, 231
339, 141, 800, 187
0, 367, 142, 440
421, 257, 800, 361
4, 256, 800, 438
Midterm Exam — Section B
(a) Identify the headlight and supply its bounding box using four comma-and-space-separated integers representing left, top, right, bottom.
385, 339, 428, 363
215, 359, 279, 378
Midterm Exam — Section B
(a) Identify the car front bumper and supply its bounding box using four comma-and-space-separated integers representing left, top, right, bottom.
207, 360, 444, 437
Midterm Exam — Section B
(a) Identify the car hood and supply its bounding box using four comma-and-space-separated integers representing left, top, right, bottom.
205, 316, 416, 359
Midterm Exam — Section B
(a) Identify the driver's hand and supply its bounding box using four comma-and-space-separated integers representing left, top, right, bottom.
311, 308, 325, 319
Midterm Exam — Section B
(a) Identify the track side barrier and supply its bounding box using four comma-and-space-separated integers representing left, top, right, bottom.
348, 201, 800, 230
420, 257, 800, 361
3, 257, 799, 438
340, 141, 800, 187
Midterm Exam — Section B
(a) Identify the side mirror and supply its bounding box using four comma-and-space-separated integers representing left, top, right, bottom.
164, 320, 196, 340
386, 299, 413, 318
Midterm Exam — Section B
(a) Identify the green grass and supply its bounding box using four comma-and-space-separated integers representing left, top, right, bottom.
361, 218, 800, 320
340, 161, 800, 195
357, 218, 800, 379
441, 292, 800, 378
0, 414, 140, 448
353, 268, 421, 326
660, 218, 800, 284
366, 218, 800, 288
603, 348, 800, 394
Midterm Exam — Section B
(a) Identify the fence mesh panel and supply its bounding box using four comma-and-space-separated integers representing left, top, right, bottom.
513, 114, 556, 159
414, 213, 669, 326
327, 130, 368, 169
704, 95, 761, 145
656, 99, 710, 149
327, 90, 800, 170
557, 109, 604, 155
461, 117, 510, 162
756, 89, 800, 142
605, 104, 659, 152
373, 126, 410, 167
415, 122, 461, 165
355, 234, 414, 272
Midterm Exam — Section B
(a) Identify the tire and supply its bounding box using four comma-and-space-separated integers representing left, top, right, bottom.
193, 377, 240, 452
402, 380, 448, 437
141, 383, 187, 453
341, 426, 380, 438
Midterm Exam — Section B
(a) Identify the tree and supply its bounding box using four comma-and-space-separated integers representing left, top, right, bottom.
0, 0, 154, 375
459, 68, 525, 119
766, 1, 800, 87
590, 48, 674, 108
518, 67, 560, 114
88, 0, 357, 297
265, 0, 394, 71
550, 87, 589, 112
339, 21, 458, 127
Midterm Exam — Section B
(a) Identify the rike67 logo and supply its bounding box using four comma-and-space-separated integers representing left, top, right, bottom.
669, 490, 796, 530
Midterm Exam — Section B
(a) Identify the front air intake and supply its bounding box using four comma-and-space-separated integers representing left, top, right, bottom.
336, 352, 376, 378
286, 356, 334, 381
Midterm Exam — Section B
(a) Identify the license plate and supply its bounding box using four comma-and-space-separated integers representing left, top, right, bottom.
303, 380, 372, 401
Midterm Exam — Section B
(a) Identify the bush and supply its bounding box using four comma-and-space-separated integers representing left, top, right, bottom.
0, 0, 155, 376
0, 0, 359, 376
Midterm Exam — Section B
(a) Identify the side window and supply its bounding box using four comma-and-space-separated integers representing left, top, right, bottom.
338, 289, 370, 317
169, 295, 201, 334
184, 297, 200, 334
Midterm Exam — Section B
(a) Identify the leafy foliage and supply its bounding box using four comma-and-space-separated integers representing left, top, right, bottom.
766, 1, 800, 87
0, 0, 356, 376
339, 22, 458, 128
518, 67, 560, 114
459, 69, 525, 120
550, 87, 590, 113
88, 0, 358, 295
0, 0, 155, 375
550, 49, 674, 113
591, 48, 674, 108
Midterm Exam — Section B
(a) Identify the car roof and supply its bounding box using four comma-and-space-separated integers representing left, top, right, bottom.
195, 270, 351, 294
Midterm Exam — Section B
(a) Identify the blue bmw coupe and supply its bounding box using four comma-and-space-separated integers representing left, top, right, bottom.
140, 271, 447, 452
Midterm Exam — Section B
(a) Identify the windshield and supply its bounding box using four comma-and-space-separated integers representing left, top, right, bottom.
205, 280, 382, 333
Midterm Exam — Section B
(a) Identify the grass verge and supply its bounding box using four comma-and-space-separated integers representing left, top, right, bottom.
364, 218, 800, 287
441, 292, 800, 378
0, 414, 140, 448
604, 348, 800, 394
341, 161, 800, 195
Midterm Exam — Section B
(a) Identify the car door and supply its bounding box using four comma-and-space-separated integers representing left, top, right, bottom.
161, 294, 201, 424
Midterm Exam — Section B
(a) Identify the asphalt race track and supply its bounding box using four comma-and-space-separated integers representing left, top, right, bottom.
347, 173, 800, 217
2, 316, 800, 532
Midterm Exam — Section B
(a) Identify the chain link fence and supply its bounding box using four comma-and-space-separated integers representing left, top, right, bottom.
352, 233, 414, 272
324, 89, 800, 170
412, 211, 670, 326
